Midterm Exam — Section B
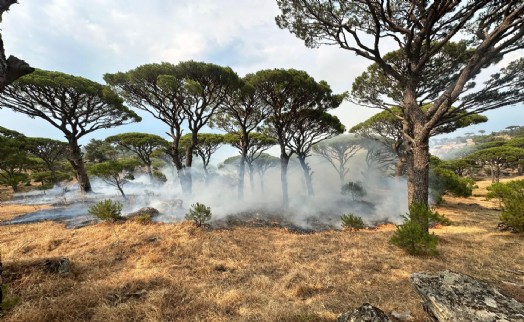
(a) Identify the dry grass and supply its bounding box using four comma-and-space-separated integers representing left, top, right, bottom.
0, 178, 523, 321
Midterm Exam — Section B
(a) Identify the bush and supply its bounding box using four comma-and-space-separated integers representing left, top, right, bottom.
341, 181, 366, 200
340, 214, 365, 231
152, 170, 167, 184
185, 202, 212, 227
390, 203, 439, 255
486, 180, 524, 232
429, 166, 475, 204
1, 284, 20, 311
429, 210, 452, 227
88, 199, 123, 222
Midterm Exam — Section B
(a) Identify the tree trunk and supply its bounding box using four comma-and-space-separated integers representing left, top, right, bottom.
280, 155, 290, 207
489, 164, 495, 182
50, 167, 60, 186
182, 132, 198, 196
203, 165, 209, 184
395, 156, 406, 177
0, 251, 2, 311
179, 169, 192, 195
238, 153, 246, 200
183, 168, 193, 195
259, 173, 265, 193
338, 170, 345, 186
403, 85, 430, 208
170, 134, 190, 195
67, 138, 92, 193
248, 164, 255, 194
146, 163, 153, 181
298, 155, 314, 196
117, 184, 127, 200
406, 137, 430, 207
0, 1, 35, 309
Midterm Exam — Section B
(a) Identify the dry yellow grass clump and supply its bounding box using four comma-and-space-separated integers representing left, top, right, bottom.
0, 178, 523, 322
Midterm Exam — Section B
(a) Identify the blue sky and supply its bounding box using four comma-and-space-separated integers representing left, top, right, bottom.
0, 0, 521, 152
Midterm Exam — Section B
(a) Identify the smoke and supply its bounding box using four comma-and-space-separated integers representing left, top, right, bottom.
5, 142, 409, 229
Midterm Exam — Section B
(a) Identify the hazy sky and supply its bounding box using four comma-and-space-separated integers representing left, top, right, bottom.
0, 0, 521, 148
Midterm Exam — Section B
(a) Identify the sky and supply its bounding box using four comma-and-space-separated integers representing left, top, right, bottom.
0, 0, 521, 154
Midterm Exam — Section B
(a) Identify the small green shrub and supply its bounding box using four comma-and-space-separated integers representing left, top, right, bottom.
390, 203, 439, 256
487, 180, 524, 232
152, 170, 167, 184
185, 202, 212, 227
340, 214, 365, 231
429, 210, 452, 226
36, 183, 54, 191
1, 284, 20, 311
429, 156, 475, 204
341, 181, 366, 200
88, 199, 123, 222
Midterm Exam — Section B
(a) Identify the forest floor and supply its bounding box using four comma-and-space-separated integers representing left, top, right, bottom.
0, 177, 522, 321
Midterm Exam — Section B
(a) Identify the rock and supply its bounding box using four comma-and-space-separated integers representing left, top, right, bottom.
497, 222, 520, 233
126, 207, 160, 221
390, 310, 414, 321
64, 216, 99, 229
43, 257, 70, 274
337, 303, 392, 322
411, 270, 524, 322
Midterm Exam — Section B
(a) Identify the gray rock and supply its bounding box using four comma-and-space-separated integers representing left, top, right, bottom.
43, 257, 70, 274
390, 310, 414, 321
337, 303, 392, 322
411, 270, 524, 322
497, 222, 520, 233
126, 207, 160, 220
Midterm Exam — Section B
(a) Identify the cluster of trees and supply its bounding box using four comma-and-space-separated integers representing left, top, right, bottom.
0, 127, 73, 192
441, 129, 524, 183
103, 64, 347, 205
0, 65, 348, 205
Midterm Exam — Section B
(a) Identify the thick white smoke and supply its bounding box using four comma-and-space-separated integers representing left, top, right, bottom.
6, 140, 408, 229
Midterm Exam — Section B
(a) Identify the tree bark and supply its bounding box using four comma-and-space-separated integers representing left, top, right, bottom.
67, 138, 92, 193
0, 251, 2, 311
179, 170, 192, 196
338, 170, 345, 186
489, 164, 495, 183
248, 164, 255, 194
169, 136, 191, 195
406, 141, 430, 206
50, 167, 61, 186
403, 85, 430, 208
117, 184, 127, 200
145, 163, 153, 181
298, 155, 314, 196
182, 132, 199, 195
238, 150, 246, 200
259, 174, 265, 193
395, 156, 406, 177
280, 155, 290, 207
495, 164, 501, 183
